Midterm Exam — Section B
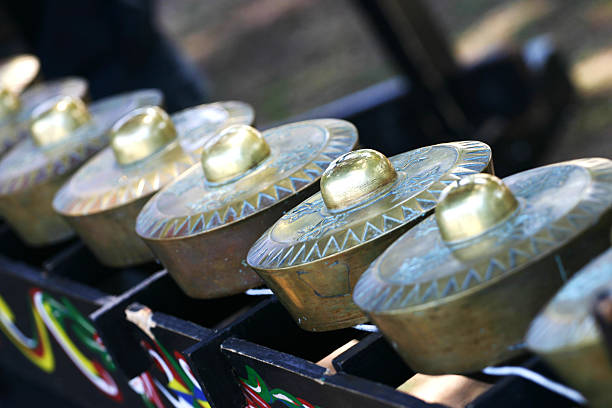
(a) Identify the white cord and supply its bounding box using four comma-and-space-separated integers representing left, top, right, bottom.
243, 290, 584, 404
353, 324, 379, 332
241, 290, 585, 404
482, 365, 587, 405
245, 288, 274, 296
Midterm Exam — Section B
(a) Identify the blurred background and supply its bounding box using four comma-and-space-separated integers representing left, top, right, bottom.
0, 0, 610, 173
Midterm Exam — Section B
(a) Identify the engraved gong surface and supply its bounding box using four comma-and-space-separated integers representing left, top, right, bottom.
0, 77, 88, 150
54, 102, 254, 216
136, 119, 358, 239
0, 89, 162, 195
248, 141, 491, 270
527, 248, 612, 352
353, 159, 612, 313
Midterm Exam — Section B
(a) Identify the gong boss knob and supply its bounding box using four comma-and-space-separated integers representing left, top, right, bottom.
29, 95, 92, 146
0, 54, 39, 119
0, 54, 40, 95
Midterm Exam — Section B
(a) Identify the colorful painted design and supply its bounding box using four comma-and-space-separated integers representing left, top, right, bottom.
131, 339, 210, 408
0, 288, 122, 401
129, 372, 165, 408
0, 288, 54, 372
239, 365, 321, 408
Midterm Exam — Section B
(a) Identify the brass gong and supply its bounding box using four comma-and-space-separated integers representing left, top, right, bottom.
54, 101, 255, 267
0, 77, 88, 157
0, 89, 163, 246
136, 119, 358, 298
353, 159, 612, 374
248, 142, 493, 331
527, 248, 612, 408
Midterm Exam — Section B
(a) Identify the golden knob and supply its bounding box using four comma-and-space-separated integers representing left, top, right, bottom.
0, 54, 40, 94
111, 106, 177, 166
201, 124, 270, 184
320, 149, 397, 211
435, 173, 518, 242
30, 96, 91, 146
0, 88, 20, 118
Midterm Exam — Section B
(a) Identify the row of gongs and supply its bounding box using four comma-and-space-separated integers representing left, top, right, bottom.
0, 55, 611, 407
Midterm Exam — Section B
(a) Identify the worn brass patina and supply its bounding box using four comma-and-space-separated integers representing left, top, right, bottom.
354, 158, 612, 374
136, 120, 358, 298
0, 89, 163, 246
54, 101, 255, 267
0, 77, 88, 157
527, 248, 612, 408
248, 142, 493, 331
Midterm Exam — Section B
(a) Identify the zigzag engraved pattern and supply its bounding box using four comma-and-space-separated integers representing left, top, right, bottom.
66, 155, 196, 214
0, 136, 107, 195
60, 152, 197, 215
248, 141, 492, 269
353, 158, 612, 311
138, 120, 358, 238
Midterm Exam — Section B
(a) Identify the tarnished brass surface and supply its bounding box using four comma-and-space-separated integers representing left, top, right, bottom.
527, 248, 612, 408
0, 54, 40, 94
0, 77, 88, 157
0, 172, 76, 245
248, 141, 492, 331
55, 101, 255, 266
30, 96, 92, 146
201, 125, 270, 184
354, 158, 612, 373
0, 89, 163, 246
62, 195, 156, 267
136, 119, 358, 298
